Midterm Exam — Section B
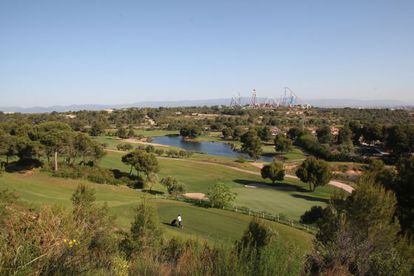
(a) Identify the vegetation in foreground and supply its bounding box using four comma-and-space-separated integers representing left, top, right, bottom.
0, 186, 305, 275
1, 175, 413, 275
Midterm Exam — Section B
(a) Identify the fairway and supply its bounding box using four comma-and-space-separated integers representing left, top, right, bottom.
0, 172, 313, 250
100, 151, 337, 219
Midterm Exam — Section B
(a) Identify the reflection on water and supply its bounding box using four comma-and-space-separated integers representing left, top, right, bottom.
152, 136, 274, 162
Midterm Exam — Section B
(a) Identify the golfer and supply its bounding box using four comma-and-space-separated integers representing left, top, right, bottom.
177, 214, 182, 228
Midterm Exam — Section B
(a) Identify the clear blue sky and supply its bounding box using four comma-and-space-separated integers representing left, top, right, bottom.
1, 0, 413, 107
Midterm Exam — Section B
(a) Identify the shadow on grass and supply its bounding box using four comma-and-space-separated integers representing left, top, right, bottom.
290, 193, 329, 204
234, 179, 308, 192
142, 189, 164, 195
5, 159, 42, 173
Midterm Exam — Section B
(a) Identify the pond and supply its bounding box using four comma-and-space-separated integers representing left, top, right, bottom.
152, 135, 274, 162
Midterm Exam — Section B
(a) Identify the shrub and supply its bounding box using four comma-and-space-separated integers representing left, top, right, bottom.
207, 183, 236, 208
300, 206, 324, 224
117, 143, 133, 151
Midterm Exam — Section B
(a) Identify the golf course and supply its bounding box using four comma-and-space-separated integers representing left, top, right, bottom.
0, 132, 347, 254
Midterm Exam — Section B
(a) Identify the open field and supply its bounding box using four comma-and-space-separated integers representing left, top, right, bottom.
0, 172, 313, 250
100, 151, 338, 219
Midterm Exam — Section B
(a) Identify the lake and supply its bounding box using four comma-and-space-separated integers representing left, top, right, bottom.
152, 135, 274, 162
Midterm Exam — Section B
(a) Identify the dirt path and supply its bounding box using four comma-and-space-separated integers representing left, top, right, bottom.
106, 149, 355, 193
122, 138, 170, 148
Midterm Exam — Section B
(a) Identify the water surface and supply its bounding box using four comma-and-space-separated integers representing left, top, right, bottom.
152, 135, 274, 162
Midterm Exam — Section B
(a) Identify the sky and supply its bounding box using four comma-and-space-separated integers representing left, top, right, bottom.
0, 0, 413, 107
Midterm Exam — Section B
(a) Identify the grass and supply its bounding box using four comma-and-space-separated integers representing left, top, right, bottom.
0, 172, 313, 250
100, 151, 337, 219
262, 145, 306, 163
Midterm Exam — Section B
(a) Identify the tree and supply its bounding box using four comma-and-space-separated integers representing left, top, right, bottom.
161, 176, 186, 196
116, 127, 128, 139
15, 137, 42, 163
232, 126, 245, 140
0, 133, 16, 165
180, 125, 201, 139
362, 123, 382, 144
207, 183, 236, 208
121, 150, 159, 181
89, 121, 106, 136
240, 130, 263, 160
274, 134, 292, 153
222, 127, 233, 140
337, 125, 352, 145
237, 218, 275, 251
72, 133, 105, 165
306, 180, 413, 275
296, 157, 332, 191
117, 143, 133, 151
287, 127, 306, 141
348, 120, 362, 144
392, 156, 414, 236
300, 206, 324, 224
261, 161, 285, 184
385, 125, 412, 155
258, 126, 272, 142
316, 126, 332, 144
127, 128, 135, 138
71, 183, 96, 221
33, 122, 73, 171
130, 198, 163, 250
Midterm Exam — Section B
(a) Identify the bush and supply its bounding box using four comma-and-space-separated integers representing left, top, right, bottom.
117, 143, 133, 151
154, 148, 165, 156
50, 165, 136, 186
161, 176, 186, 196
207, 183, 236, 208
300, 206, 324, 224
0, 186, 120, 275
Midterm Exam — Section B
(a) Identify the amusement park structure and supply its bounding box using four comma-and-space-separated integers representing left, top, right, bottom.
229, 87, 310, 109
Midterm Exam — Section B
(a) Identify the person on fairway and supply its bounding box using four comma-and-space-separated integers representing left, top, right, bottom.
177, 214, 182, 228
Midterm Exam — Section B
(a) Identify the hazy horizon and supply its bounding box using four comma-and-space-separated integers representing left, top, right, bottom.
1, 1, 413, 107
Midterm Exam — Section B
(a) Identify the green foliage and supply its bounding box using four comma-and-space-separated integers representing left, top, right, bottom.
89, 121, 106, 136
337, 125, 352, 145
316, 125, 332, 144
300, 206, 324, 224
261, 160, 285, 184
222, 127, 233, 140
296, 157, 332, 191
385, 124, 414, 155
130, 198, 163, 250
237, 218, 276, 250
117, 143, 134, 151
295, 134, 332, 160
207, 183, 236, 208
48, 163, 131, 185
393, 156, 414, 237
232, 126, 246, 140
161, 176, 186, 196
121, 150, 159, 179
116, 127, 128, 139
240, 129, 263, 160
307, 180, 414, 275
180, 125, 201, 138
361, 123, 383, 144
0, 185, 119, 275
258, 126, 272, 142
274, 134, 292, 153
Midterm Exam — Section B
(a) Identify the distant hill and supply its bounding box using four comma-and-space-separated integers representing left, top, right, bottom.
0, 98, 412, 113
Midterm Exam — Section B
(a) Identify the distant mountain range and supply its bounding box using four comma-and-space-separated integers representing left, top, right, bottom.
0, 98, 412, 113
